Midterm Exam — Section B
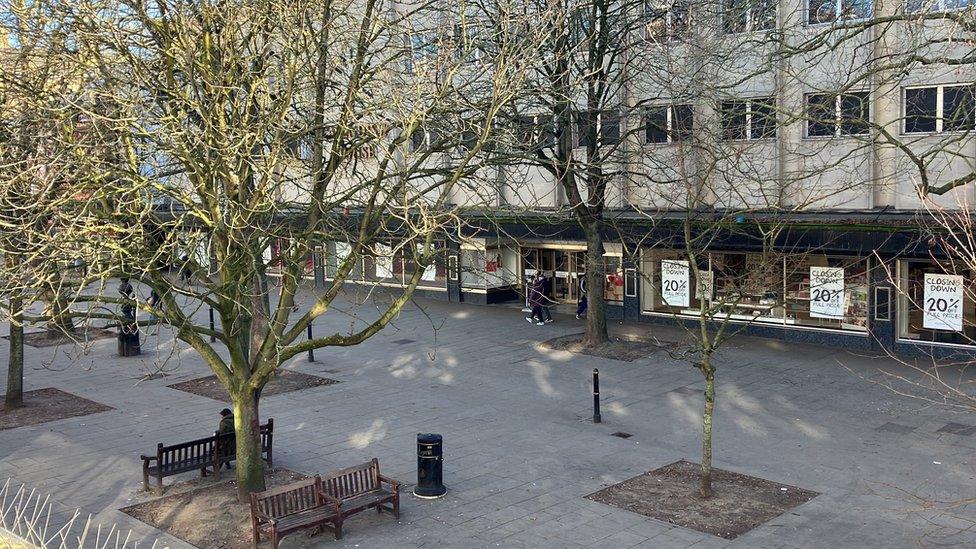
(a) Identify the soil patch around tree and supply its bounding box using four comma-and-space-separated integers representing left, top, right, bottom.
121, 468, 312, 549
585, 460, 818, 539
0, 388, 114, 431
168, 371, 339, 402
539, 333, 674, 362
4, 327, 117, 348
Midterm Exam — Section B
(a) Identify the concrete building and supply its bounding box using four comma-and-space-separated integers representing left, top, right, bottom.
268, 1, 976, 358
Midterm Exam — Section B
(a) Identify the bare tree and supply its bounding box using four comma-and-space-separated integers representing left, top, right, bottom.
1, 0, 539, 499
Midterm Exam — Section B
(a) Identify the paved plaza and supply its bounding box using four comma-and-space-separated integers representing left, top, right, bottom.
1, 288, 975, 548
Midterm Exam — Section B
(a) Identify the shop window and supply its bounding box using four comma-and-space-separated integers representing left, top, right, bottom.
604, 256, 625, 302
645, 1, 691, 42
460, 246, 518, 290
363, 242, 401, 284
898, 260, 976, 345
403, 242, 448, 288
784, 256, 868, 331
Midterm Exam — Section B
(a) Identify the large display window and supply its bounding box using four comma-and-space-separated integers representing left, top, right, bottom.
898, 259, 976, 345
461, 245, 519, 290
641, 249, 869, 332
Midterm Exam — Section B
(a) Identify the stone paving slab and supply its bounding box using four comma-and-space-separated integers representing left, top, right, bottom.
1, 286, 975, 548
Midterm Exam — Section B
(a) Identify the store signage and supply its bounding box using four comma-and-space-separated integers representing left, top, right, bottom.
810, 266, 845, 319
923, 273, 964, 331
661, 260, 690, 307
696, 271, 713, 302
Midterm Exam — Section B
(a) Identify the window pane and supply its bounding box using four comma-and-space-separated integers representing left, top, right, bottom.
806, 94, 836, 137
840, 0, 872, 19
724, 0, 748, 33
576, 112, 594, 148
672, 3, 691, 37
808, 0, 837, 23
752, 0, 777, 30
942, 85, 975, 132
904, 0, 930, 13
751, 98, 777, 139
600, 110, 621, 145
410, 129, 426, 151
672, 105, 694, 141
645, 106, 669, 143
905, 87, 937, 133
722, 101, 748, 140
839, 92, 870, 135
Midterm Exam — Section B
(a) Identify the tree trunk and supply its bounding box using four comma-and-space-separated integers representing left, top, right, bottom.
233, 388, 266, 502
582, 220, 609, 347
699, 357, 716, 498
4, 295, 24, 410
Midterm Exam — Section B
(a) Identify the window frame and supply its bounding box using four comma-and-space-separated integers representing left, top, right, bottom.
644, 1, 691, 42
806, 0, 873, 25
644, 104, 695, 144
575, 110, 621, 149
723, 0, 777, 34
804, 91, 871, 138
720, 97, 777, 141
902, 83, 976, 135
905, 0, 974, 14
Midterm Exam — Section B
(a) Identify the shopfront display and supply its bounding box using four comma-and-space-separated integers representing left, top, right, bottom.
642, 249, 869, 332
899, 260, 975, 344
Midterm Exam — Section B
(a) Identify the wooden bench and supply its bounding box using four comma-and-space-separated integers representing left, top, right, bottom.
141, 418, 273, 495
321, 458, 401, 529
250, 476, 339, 549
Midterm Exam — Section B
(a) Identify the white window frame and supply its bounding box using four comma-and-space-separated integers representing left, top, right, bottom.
722, 97, 776, 141
906, 0, 973, 14
804, 91, 871, 138
644, 104, 693, 144
723, 0, 777, 34
644, 1, 690, 42
902, 84, 976, 135
806, 0, 873, 25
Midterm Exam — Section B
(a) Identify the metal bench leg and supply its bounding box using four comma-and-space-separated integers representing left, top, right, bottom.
334, 519, 343, 540
142, 469, 149, 493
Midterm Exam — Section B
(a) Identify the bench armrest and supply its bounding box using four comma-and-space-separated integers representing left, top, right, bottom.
140, 455, 157, 464
378, 474, 401, 492
317, 490, 343, 508
251, 508, 276, 525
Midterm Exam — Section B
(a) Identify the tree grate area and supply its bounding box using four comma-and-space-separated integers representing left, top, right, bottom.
585, 460, 818, 539
0, 388, 114, 431
167, 371, 339, 402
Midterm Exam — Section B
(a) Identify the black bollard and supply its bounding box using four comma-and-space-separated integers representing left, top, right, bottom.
593, 368, 602, 423
307, 324, 314, 362
209, 307, 216, 342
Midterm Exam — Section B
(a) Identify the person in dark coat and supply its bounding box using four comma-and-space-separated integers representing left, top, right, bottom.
216, 408, 235, 470
540, 272, 554, 323
576, 276, 588, 319
525, 276, 547, 325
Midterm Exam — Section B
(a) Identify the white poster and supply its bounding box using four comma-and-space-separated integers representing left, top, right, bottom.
419, 245, 437, 281
810, 266, 845, 319
375, 243, 394, 278
923, 273, 964, 331
696, 271, 713, 302
661, 260, 690, 307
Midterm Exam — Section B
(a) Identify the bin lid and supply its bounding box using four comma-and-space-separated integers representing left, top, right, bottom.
417, 433, 442, 444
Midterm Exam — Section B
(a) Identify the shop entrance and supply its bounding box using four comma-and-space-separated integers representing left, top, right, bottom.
521, 247, 586, 304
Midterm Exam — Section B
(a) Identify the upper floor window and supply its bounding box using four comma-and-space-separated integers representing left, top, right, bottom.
904, 84, 976, 134
805, 92, 870, 137
906, 0, 973, 13
410, 127, 440, 152
514, 114, 555, 150
724, 0, 776, 33
645, 1, 690, 42
721, 98, 776, 140
645, 104, 694, 143
576, 111, 621, 148
807, 0, 872, 24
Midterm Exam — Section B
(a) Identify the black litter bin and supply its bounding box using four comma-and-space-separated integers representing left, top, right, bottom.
414, 433, 446, 498
117, 325, 141, 357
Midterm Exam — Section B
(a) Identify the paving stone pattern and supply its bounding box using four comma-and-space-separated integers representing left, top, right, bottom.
1, 286, 975, 548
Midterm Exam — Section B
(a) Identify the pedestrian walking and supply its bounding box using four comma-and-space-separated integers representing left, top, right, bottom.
540, 272, 554, 323
576, 276, 588, 319
178, 254, 191, 283
147, 289, 161, 321
525, 276, 547, 325
216, 408, 235, 470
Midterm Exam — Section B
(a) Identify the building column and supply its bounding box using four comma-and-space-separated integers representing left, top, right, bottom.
869, 257, 897, 352
446, 240, 462, 303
